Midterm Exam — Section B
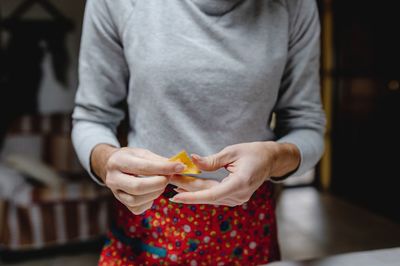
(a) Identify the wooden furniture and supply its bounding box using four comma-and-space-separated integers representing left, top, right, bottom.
0, 114, 112, 253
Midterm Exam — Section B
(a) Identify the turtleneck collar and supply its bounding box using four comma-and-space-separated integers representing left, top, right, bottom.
191, 0, 244, 16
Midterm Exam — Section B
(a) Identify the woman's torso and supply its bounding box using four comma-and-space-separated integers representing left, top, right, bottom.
119, 0, 289, 180
99, 1, 291, 264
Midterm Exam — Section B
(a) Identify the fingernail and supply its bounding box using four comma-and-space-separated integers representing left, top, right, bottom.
169, 197, 180, 203
175, 164, 185, 172
169, 196, 182, 203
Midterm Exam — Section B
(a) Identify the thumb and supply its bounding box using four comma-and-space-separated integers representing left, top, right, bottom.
191, 149, 233, 171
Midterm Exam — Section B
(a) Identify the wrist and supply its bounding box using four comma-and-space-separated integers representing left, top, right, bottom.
90, 144, 119, 183
263, 141, 301, 179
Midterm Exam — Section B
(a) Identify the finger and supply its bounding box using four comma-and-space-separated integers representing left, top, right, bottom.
114, 155, 185, 175
127, 148, 169, 161
191, 149, 234, 172
113, 174, 169, 195
127, 201, 154, 215
116, 189, 164, 207
169, 175, 220, 192
170, 175, 238, 204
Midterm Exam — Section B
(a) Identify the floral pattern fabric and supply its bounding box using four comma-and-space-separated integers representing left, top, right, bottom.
99, 182, 280, 266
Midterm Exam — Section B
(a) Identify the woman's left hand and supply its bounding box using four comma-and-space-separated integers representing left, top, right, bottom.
169, 141, 300, 206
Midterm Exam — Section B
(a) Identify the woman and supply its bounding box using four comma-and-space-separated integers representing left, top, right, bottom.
72, 0, 325, 265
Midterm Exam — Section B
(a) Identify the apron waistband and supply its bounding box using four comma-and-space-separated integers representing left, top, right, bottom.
110, 223, 167, 258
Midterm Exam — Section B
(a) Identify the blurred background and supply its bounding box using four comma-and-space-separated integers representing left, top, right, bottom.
0, 0, 399, 265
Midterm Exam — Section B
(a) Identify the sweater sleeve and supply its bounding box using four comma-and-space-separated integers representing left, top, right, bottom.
72, 0, 130, 185
274, 0, 326, 177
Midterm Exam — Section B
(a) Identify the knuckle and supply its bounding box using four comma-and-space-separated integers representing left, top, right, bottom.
134, 149, 145, 157
225, 202, 237, 207
121, 146, 133, 152
125, 196, 136, 207
130, 181, 143, 195
119, 147, 129, 153
145, 201, 154, 209
129, 207, 143, 215
242, 195, 251, 203
130, 202, 153, 215
106, 156, 117, 170
208, 192, 218, 202
141, 149, 154, 157
237, 192, 251, 203
133, 148, 147, 157
105, 175, 116, 188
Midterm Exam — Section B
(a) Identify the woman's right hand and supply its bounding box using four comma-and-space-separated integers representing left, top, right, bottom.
91, 144, 185, 214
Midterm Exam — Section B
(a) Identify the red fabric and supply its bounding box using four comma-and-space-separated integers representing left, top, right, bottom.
99, 182, 280, 266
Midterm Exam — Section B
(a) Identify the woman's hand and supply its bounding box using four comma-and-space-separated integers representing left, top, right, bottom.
91, 144, 185, 214
169, 141, 300, 206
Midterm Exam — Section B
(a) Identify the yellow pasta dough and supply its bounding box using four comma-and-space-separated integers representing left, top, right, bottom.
169, 150, 201, 175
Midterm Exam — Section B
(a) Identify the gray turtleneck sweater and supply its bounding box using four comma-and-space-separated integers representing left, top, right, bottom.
72, 0, 326, 183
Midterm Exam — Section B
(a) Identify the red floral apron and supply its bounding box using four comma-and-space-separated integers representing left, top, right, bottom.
99, 182, 280, 265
